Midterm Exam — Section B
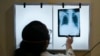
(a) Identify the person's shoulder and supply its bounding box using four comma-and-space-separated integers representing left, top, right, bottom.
14, 48, 25, 56
14, 48, 20, 56
41, 51, 53, 56
56, 52, 66, 56
41, 51, 66, 56
66, 49, 75, 56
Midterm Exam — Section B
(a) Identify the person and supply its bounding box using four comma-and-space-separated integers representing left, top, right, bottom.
14, 21, 75, 56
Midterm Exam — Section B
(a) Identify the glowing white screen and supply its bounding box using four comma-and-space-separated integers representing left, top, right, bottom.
15, 4, 90, 50
15, 5, 53, 49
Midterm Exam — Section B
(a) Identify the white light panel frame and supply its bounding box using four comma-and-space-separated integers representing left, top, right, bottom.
14, 4, 90, 51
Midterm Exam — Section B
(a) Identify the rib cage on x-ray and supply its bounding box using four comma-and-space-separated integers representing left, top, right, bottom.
58, 9, 80, 37
60, 9, 79, 27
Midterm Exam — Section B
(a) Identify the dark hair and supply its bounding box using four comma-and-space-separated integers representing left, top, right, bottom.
22, 21, 50, 41
14, 21, 50, 56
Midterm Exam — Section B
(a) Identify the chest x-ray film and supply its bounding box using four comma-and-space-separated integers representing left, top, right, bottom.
58, 8, 80, 37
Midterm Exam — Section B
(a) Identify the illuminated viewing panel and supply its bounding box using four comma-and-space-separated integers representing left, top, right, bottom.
14, 4, 90, 50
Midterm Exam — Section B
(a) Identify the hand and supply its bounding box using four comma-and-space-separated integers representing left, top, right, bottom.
66, 37, 73, 49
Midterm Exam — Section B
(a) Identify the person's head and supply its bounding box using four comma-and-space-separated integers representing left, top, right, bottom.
22, 21, 50, 41
20, 21, 50, 54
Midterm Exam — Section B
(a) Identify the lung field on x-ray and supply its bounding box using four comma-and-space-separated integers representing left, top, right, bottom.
58, 9, 80, 36
62, 9, 79, 27
62, 15, 68, 25
72, 9, 79, 27
73, 14, 78, 27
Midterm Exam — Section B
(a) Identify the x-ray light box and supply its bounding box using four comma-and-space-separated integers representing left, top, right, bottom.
14, 4, 90, 50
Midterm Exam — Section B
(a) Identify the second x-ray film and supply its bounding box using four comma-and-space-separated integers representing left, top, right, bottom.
58, 8, 80, 37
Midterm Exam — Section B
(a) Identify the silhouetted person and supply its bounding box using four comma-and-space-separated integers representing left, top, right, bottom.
14, 21, 75, 56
